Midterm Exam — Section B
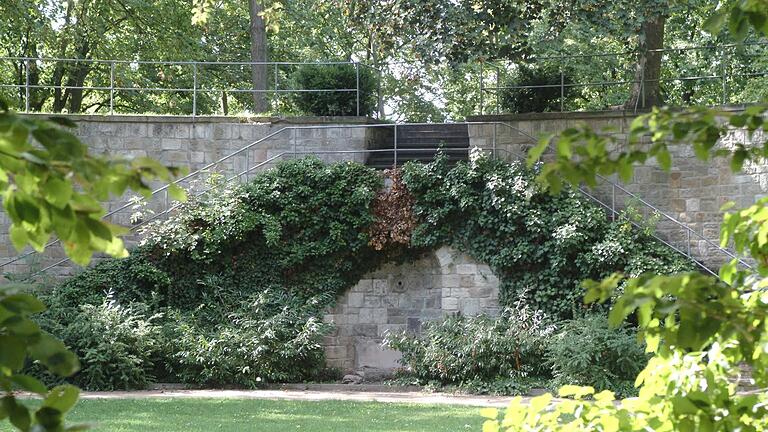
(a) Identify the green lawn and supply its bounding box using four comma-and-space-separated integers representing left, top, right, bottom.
3, 398, 484, 431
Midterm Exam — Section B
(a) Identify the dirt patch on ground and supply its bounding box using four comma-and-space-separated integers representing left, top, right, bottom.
76, 389, 538, 407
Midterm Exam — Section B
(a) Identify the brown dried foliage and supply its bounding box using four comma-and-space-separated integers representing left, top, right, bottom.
368, 168, 417, 251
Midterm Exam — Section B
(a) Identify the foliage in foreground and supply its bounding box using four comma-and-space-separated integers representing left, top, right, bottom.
33, 153, 688, 391
0, 102, 182, 431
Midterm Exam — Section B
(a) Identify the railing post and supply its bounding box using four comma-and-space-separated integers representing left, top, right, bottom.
492, 123, 497, 159
355, 62, 361, 117
687, 228, 692, 257
192, 63, 198, 118
496, 67, 501, 114
109, 61, 115, 115
611, 183, 616, 221
244, 149, 249, 182
377, 66, 384, 120
560, 67, 565, 112
478, 63, 484, 115
640, 63, 645, 111
393, 124, 398, 168
24, 59, 30, 113
292, 128, 297, 159
273, 63, 279, 112
721, 46, 728, 105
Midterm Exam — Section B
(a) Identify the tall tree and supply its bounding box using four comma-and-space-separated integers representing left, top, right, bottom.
543, 0, 673, 109
625, 9, 666, 109
248, 0, 269, 113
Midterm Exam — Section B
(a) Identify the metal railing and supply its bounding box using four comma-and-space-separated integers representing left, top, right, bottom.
1, 42, 766, 119
0, 122, 750, 281
477, 42, 768, 114
0, 57, 382, 118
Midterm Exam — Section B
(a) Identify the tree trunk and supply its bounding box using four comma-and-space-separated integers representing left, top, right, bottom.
52, 0, 75, 112
66, 60, 91, 113
248, 0, 269, 113
625, 14, 665, 110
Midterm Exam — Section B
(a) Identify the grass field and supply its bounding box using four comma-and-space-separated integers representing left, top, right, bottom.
3, 398, 483, 431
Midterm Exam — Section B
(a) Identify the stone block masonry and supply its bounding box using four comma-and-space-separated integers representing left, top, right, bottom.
323, 246, 500, 373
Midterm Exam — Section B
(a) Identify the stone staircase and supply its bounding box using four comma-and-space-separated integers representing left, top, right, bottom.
366, 124, 470, 169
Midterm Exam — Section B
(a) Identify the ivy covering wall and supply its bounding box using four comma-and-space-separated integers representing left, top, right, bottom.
32, 154, 690, 390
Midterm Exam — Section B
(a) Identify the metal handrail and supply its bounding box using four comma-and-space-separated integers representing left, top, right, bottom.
1, 121, 749, 280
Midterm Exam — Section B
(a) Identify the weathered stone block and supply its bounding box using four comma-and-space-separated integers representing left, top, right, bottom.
373, 279, 388, 295
325, 346, 348, 359
352, 324, 379, 337
456, 264, 476, 274
347, 292, 364, 308
442, 275, 460, 288
443, 297, 459, 310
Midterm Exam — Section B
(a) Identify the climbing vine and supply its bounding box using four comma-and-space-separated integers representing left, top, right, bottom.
35, 154, 689, 389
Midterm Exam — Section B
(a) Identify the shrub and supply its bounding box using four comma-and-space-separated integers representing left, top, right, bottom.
499, 63, 572, 113
545, 314, 648, 397
35, 156, 690, 390
33, 158, 391, 389
385, 297, 556, 384
164, 290, 332, 386
292, 63, 377, 116
37, 292, 161, 391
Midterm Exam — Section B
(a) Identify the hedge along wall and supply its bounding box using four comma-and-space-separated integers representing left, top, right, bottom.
33, 154, 690, 389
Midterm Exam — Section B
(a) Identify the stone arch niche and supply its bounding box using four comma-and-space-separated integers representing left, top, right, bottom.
323, 246, 500, 374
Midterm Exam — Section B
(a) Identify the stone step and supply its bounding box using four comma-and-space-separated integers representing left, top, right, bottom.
367, 123, 470, 169
397, 124, 469, 136
394, 137, 469, 148
367, 152, 467, 170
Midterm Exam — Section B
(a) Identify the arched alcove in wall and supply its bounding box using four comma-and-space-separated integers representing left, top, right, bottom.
323, 246, 500, 374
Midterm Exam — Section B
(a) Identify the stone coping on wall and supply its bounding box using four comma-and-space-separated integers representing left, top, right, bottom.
20, 113, 382, 125
466, 104, 753, 123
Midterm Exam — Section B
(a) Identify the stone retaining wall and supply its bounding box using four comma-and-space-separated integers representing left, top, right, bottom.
323, 246, 500, 373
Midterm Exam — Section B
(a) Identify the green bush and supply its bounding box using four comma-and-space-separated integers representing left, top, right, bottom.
36, 292, 161, 391
499, 63, 572, 113
34, 158, 391, 389
545, 314, 648, 397
34, 155, 690, 390
385, 298, 556, 385
402, 153, 691, 319
292, 64, 377, 116
164, 290, 332, 387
